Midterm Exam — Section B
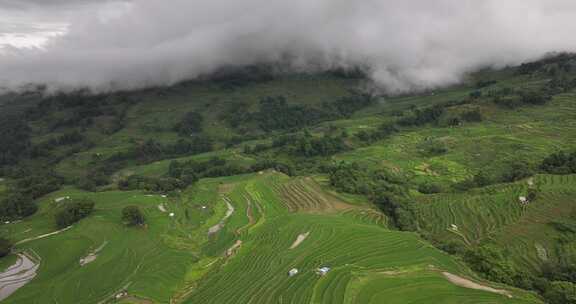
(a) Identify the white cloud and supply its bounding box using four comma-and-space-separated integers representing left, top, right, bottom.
1, 0, 576, 93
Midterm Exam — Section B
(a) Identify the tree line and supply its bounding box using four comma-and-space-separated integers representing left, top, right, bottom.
327, 162, 416, 230
118, 157, 294, 193
223, 93, 375, 133
0, 172, 63, 221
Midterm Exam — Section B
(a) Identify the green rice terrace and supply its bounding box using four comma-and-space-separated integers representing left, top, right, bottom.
1, 55, 576, 303
0, 172, 541, 303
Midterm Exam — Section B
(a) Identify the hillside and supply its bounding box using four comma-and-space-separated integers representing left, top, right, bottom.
1, 55, 576, 303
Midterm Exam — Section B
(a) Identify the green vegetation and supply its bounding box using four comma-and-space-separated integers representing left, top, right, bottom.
121, 206, 145, 226
0, 55, 576, 303
55, 198, 95, 228
0, 238, 12, 257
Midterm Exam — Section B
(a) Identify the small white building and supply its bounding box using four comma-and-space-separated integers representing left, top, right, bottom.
519, 196, 528, 204
115, 290, 128, 299
288, 268, 299, 277
169, 213, 175, 217
317, 267, 330, 276
450, 224, 458, 230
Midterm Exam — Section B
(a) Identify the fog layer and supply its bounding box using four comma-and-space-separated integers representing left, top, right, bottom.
1, 0, 576, 93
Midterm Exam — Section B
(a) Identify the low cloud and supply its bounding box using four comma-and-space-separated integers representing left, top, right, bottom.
1, 0, 576, 93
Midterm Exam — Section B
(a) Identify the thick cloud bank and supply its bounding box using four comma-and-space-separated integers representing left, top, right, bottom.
1, 0, 576, 93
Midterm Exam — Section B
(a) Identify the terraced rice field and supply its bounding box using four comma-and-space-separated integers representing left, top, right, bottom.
184, 172, 540, 304
275, 177, 353, 213
416, 174, 576, 270
1, 172, 543, 303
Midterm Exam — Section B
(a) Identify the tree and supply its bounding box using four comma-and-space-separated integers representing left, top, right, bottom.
521, 91, 551, 105
0, 193, 37, 220
372, 191, 416, 231
541, 151, 576, 174
55, 199, 95, 229
473, 171, 494, 187
0, 115, 31, 166
174, 111, 204, 135
0, 238, 13, 257
122, 206, 145, 226
501, 161, 534, 183
464, 244, 516, 285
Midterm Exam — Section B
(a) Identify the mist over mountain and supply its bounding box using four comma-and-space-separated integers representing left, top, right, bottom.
1, 0, 576, 93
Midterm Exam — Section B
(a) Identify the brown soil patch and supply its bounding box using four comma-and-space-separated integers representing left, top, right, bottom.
289, 232, 310, 249
442, 272, 512, 298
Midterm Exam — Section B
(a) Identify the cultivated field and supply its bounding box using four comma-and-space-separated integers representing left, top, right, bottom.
0, 172, 542, 303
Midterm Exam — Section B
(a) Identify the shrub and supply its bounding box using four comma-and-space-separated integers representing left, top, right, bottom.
418, 139, 448, 157
501, 161, 534, 183
461, 109, 483, 122
418, 182, 443, 194
0, 238, 13, 257
493, 96, 523, 109
527, 188, 538, 201
469, 90, 483, 99
439, 240, 467, 255
520, 91, 552, 105
544, 281, 576, 304
121, 206, 145, 226
473, 171, 494, 187
464, 244, 516, 285
173, 111, 203, 135
398, 105, 445, 126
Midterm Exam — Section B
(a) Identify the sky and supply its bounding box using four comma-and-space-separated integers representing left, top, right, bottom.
1, 0, 576, 93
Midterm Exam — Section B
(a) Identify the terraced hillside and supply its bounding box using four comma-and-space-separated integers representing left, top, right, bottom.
416, 174, 576, 271
0, 172, 541, 303
184, 172, 540, 304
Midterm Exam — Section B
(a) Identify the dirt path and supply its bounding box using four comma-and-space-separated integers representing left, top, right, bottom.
226, 240, 242, 257
289, 232, 310, 249
15, 226, 72, 245
0, 252, 40, 301
442, 272, 512, 298
80, 241, 108, 266
208, 197, 235, 236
